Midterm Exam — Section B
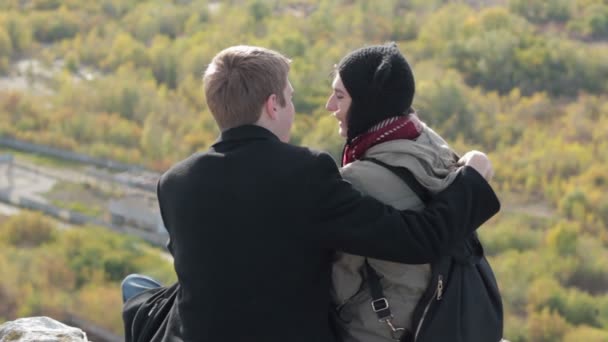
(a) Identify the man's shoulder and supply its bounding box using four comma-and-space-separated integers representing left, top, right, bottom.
158, 151, 216, 189
270, 142, 337, 166
292, 145, 338, 173
162, 152, 200, 175
289, 143, 333, 158
160, 145, 336, 182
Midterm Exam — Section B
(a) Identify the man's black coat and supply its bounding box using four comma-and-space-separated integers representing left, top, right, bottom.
123, 125, 500, 342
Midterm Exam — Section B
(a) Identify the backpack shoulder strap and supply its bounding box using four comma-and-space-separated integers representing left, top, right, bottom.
358, 157, 434, 340
361, 157, 432, 203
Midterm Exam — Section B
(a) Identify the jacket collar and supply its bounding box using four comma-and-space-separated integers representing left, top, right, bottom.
213, 124, 279, 146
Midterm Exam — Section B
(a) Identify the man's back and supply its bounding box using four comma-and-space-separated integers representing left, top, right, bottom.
158, 125, 345, 341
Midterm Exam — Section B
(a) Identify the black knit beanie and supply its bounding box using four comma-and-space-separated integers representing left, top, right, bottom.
337, 42, 415, 141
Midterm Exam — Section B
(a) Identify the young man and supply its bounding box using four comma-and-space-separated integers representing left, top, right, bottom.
122, 45, 500, 342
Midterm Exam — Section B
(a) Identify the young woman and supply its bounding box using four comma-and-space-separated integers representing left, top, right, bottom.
327, 43, 486, 342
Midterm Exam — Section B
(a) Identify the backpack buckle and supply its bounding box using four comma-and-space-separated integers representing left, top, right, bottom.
384, 317, 407, 341
371, 298, 389, 312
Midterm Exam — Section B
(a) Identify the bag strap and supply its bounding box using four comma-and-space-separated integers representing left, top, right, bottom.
360, 157, 432, 340
363, 259, 407, 340
364, 259, 392, 321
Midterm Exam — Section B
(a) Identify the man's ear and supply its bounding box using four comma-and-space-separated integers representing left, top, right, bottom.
264, 94, 278, 120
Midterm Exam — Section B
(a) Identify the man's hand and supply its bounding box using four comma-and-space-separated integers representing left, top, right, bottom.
458, 150, 494, 182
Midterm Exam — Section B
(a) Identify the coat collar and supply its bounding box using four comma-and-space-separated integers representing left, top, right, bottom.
213, 124, 279, 146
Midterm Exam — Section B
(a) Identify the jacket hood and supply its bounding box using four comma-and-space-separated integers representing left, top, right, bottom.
360, 122, 460, 194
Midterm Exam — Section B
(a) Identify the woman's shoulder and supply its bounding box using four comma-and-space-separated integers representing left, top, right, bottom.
341, 157, 423, 210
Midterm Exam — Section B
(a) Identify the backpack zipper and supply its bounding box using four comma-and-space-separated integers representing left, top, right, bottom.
148, 302, 159, 317
414, 274, 443, 341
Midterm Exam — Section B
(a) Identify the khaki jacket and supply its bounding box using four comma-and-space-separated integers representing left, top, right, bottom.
332, 124, 459, 342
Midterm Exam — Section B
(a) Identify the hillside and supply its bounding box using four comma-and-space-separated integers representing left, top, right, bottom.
0, 0, 607, 341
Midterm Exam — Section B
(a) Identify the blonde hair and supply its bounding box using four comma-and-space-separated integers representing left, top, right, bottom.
203, 46, 291, 130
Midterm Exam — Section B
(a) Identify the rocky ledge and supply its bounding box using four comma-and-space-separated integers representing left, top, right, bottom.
0, 316, 87, 342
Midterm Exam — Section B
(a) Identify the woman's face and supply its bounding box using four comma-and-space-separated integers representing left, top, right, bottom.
326, 74, 352, 138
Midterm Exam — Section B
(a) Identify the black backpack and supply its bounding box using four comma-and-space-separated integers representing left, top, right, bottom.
362, 157, 503, 342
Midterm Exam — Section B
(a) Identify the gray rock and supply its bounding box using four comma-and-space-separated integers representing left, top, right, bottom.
0, 316, 88, 342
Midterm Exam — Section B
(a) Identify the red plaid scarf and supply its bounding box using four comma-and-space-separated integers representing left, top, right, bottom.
342, 114, 423, 166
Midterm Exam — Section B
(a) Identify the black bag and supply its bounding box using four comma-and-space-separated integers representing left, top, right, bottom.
122, 281, 180, 342
362, 158, 503, 342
